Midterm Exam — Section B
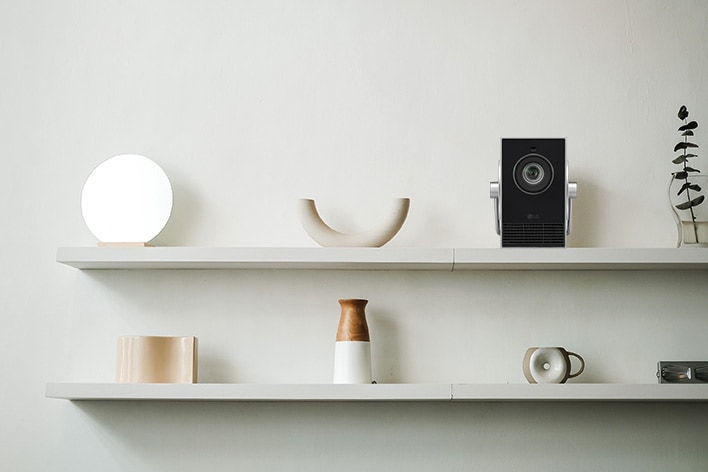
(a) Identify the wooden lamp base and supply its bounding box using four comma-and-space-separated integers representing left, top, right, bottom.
98, 242, 152, 247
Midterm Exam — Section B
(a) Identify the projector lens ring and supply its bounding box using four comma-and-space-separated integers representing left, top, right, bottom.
513, 154, 554, 194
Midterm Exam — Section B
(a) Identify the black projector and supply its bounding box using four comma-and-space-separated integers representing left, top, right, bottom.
490, 138, 577, 247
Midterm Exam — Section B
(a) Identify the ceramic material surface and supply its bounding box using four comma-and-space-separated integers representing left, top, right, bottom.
297, 198, 410, 247
334, 299, 372, 383
522, 347, 585, 384
82, 154, 173, 244
116, 335, 198, 383
333, 341, 372, 384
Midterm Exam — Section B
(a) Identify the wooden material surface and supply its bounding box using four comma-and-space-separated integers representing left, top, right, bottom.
97, 242, 151, 247
336, 299, 370, 341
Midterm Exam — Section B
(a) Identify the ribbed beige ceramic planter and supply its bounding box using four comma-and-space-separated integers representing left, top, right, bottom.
116, 336, 198, 383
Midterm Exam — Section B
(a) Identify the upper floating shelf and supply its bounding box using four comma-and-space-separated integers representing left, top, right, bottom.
55, 247, 708, 270
452, 248, 708, 270
56, 247, 453, 270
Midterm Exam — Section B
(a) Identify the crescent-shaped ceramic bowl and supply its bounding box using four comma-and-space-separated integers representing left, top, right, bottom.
297, 198, 410, 247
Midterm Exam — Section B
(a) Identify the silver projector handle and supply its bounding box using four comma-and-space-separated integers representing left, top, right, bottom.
489, 181, 500, 235
567, 181, 577, 235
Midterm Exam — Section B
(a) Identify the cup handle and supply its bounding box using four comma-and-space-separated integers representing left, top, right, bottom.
567, 351, 585, 378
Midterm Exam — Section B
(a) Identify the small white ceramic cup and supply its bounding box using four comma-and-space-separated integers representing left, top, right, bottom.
333, 341, 372, 384
522, 347, 585, 384
116, 335, 198, 383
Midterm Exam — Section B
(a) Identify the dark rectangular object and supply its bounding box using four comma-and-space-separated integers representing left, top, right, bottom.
500, 138, 566, 247
657, 361, 708, 383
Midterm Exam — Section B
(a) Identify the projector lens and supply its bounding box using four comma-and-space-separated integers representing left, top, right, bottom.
523, 164, 544, 185
513, 154, 554, 195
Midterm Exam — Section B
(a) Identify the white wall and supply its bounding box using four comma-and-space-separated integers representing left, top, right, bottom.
2, 1, 708, 470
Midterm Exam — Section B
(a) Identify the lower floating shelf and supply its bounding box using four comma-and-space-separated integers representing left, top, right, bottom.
46, 383, 451, 401
45, 383, 708, 402
452, 383, 708, 401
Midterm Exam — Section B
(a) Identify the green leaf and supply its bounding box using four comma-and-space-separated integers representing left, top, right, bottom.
673, 171, 688, 179
682, 130, 695, 136
675, 142, 699, 151
678, 121, 698, 131
678, 105, 689, 120
677, 183, 702, 196
673, 153, 698, 163
685, 166, 701, 172
676, 195, 704, 210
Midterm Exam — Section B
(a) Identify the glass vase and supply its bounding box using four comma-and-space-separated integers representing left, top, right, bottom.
669, 174, 708, 247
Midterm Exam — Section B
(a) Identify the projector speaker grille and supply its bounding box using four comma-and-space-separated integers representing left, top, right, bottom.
501, 223, 565, 247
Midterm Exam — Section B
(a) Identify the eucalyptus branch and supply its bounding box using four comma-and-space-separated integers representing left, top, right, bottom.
672, 105, 702, 242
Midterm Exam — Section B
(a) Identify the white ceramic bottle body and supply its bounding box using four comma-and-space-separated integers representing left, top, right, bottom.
333, 341, 372, 384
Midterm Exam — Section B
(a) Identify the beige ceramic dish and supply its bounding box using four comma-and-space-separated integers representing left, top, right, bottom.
297, 198, 410, 247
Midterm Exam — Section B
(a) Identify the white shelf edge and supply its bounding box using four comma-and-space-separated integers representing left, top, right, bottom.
452, 248, 708, 270
56, 247, 454, 270
55, 247, 708, 271
45, 383, 452, 401
451, 383, 708, 401
45, 383, 708, 402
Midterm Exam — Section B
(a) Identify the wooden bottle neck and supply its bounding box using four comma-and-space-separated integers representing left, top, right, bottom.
336, 299, 370, 342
